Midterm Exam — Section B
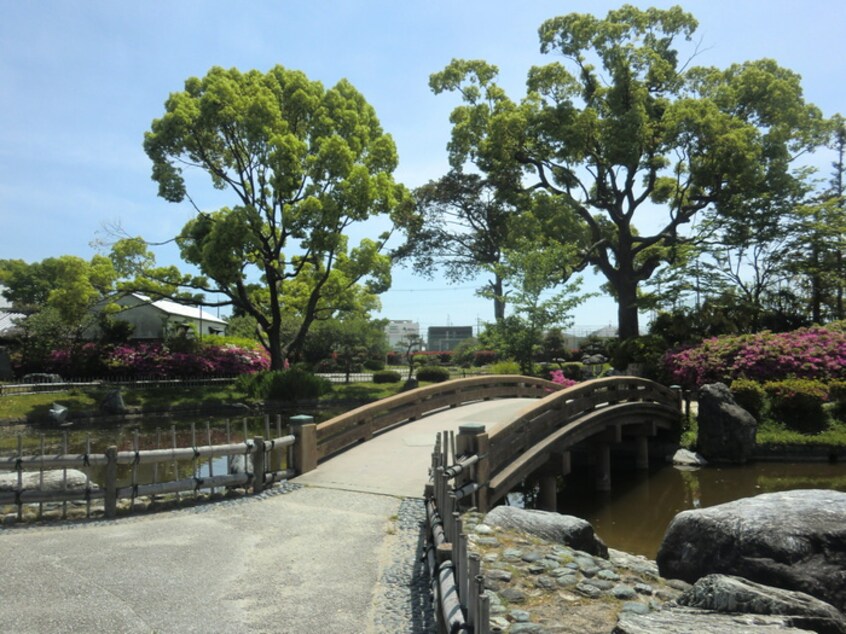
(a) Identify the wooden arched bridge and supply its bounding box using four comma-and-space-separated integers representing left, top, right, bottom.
296, 374, 683, 510
1, 374, 683, 634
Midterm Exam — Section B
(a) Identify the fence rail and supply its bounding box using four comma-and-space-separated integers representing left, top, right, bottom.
0, 414, 313, 522
0, 375, 238, 397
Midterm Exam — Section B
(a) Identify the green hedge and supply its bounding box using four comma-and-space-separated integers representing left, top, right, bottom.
372, 370, 402, 384
238, 369, 332, 401
730, 378, 766, 420
763, 378, 828, 434
416, 366, 450, 383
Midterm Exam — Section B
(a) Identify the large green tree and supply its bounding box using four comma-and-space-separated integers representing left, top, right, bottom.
137, 66, 412, 369
431, 5, 824, 339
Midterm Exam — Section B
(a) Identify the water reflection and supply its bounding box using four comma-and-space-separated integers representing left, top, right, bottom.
3, 409, 330, 489
554, 462, 846, 559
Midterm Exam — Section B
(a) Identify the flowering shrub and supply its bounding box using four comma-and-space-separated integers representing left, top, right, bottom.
549, 369, 577, 388
663, 326, 846, 388
46, 341, 269, 379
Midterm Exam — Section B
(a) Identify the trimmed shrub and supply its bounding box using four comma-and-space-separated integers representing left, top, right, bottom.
363, 359, 385, 371
560, 362, 583, 380
416, 366, 450, 382
314, 358, 339, 373
373, 370, 402, 384
386, 351, 403, 366
830, 379, 846, 422
251, 369, 332, 402
763, 378, 828, 433
730, 378, 766, 420
490, 360, 520, 375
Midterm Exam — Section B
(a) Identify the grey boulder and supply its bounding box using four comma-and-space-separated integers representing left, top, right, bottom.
678, 574, 846, 634
614, 608, 815, 634
697, 382, 756, 463
483, 506, 608, 557
657, 489, 846, 611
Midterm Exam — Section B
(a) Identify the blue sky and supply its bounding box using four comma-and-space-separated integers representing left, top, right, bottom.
1, 1, 844, 334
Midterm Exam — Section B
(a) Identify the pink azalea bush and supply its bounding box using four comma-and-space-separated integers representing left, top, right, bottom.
549, 369, 578, 388
664, 326, 846, 388
48, 341, 269, 379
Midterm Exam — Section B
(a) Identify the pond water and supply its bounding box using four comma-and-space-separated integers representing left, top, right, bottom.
553, 461, 846, 559
1, 408, 332, 488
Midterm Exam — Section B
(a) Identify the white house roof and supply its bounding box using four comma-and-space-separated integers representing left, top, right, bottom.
0, 311, 24, 337
131, 294, 227, 325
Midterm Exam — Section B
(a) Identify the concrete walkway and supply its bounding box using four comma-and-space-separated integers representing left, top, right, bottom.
0, 398, 535, 633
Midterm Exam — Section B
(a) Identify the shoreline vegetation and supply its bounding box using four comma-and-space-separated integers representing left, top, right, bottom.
4, 379, 846, 461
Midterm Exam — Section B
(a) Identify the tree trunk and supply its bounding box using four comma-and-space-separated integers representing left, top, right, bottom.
616, 277, 640, 340
493, 275, 506, 322
267, 326, 285, 371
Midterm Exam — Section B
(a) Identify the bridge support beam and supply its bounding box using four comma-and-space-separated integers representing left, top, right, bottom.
635, 434, 649, 470
539, 474, 557, 512
595, 443, 611, 492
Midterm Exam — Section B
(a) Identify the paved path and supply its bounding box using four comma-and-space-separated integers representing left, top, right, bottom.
0, 398, 535, 633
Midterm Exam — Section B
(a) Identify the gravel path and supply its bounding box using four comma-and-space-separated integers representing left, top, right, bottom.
369, 498, 436, 633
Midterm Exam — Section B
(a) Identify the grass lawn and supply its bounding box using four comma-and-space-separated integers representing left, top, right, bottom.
680, 406, 846, 449
0, 379, 419, 424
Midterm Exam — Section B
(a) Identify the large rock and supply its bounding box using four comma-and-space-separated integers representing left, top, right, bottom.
483, 506, 608, 557
657, 489, 846, 611
614, 608, 815, 634
0, 469, 96, 492
697, 382, 756, 463
100, 388, 127, 414
678, 574, 846, 634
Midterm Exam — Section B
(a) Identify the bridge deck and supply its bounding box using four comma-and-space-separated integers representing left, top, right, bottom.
293, 398, 535, 497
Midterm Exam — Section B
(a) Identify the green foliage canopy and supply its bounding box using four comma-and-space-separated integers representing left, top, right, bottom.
431, 5, 825, 339
137, 65, 413, 369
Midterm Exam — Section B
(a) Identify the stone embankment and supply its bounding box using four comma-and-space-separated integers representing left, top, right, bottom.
461, 507, 846, 633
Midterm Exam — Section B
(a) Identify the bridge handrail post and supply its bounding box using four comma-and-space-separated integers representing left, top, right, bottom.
252, 437, 266, 494
290, 415, 317, 475
456, 423, 490, 512
104, 445, 118, 519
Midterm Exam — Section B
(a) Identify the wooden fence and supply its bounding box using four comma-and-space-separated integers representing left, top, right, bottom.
0, 416, 316, 521
0, 375, 238, 397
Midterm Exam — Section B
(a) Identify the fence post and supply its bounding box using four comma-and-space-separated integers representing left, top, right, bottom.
457, 423, 489, 511
104, 445, 118, 518
252, 437, 266, 494
290, 415, 318, 475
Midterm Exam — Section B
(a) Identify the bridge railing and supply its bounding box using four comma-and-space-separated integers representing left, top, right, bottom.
426, 430, 491, 634
422, 376, 682, 632
474, 377, 680, 509
310, 375, 558, 464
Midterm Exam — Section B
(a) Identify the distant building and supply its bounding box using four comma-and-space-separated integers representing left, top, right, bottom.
427, 326, 473, 351
0, 285, 23, 343
385, 320, 420, 352
96, 294, 227, 340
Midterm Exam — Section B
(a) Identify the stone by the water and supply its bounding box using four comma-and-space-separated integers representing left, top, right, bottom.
657, 489, 846, 611
483, 505, 608, 557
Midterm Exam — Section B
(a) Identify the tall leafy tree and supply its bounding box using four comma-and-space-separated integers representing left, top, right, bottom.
137, 66, 412, 369
431, 6, 824, 339
396, 172, 514, 320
